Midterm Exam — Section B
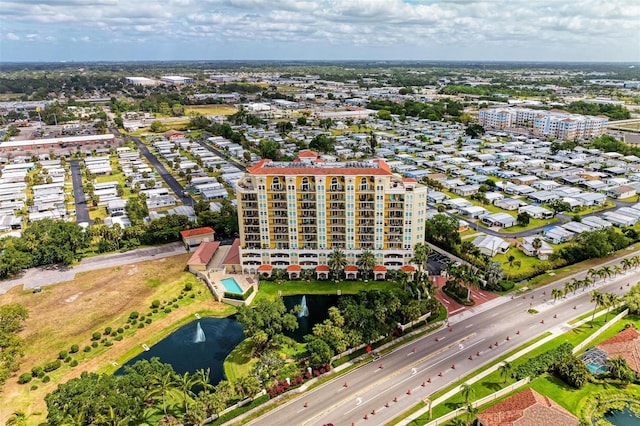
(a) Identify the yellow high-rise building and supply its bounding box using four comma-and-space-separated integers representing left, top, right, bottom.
236, 150, 428, 278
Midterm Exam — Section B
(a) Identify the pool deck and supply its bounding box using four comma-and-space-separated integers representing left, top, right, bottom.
209, 270, 255, 296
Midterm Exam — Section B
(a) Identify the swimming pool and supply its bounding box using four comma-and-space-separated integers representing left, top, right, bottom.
221, 277, 243, 294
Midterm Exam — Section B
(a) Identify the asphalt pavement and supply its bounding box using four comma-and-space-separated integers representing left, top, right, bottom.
69, 159, 91, 224
244, 260, 637, 426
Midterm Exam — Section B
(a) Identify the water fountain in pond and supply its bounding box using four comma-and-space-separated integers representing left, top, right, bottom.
299, 295, 309, 317
194, 321, 206, 343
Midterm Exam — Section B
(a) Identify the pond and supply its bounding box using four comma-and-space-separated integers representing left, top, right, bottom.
605, 406, 640, 426
117, 317, 244, 385
283, 294, 340, 342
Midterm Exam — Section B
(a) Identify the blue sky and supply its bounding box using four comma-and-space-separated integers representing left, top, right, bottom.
1, 0, 639, 62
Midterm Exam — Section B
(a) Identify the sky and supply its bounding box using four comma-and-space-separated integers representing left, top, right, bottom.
1, 0, 639, 63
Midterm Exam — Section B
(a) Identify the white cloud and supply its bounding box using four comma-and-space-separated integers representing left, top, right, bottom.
0, 0, 638, 60
6, 32, 20, 40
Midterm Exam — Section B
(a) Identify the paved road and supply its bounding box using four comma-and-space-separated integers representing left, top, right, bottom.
130, 135, 191, 204
69, 160, 91, 224
247, 262, 636, 426
0, 242, 187, 294
200, 135, 247, 172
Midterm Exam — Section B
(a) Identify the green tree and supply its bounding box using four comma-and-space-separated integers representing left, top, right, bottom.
590, 290, 605, 327
236, 299, 298, 354
328, 249, 348, 281
356, 249, 376, 281
411, 242, 431, 273
146, 371, 176, 415
304, 335, 334, 368
308, 134, 336, 153
623, 283, 640, 314
258, 139, 281, 160
460, 382, 474, 405
517, 211, 531, 226
499, 361, 512, 384
425, 214, 460, 250
149, 121, 165, 133
465, 123, 485, 138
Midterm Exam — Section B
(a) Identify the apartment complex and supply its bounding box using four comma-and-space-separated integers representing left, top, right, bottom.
479, 107, 608, 140
236, 151, 428, 275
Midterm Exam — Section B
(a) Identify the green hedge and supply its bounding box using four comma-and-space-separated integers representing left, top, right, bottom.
210, 394, 269, 425
514, 342, 573, 380
224, 285, 254, 301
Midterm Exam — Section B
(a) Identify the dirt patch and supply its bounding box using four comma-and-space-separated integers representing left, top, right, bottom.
0, 252, 232, 424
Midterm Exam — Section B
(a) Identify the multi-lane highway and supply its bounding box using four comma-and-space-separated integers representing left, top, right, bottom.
246, 269, 634, 426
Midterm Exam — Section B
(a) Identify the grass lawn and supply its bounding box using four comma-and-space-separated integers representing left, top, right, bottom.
253, 279, 402, 302
88, 205, 109, 221
224, 339, 258, 383
493, 249, 541, 280
0, 253, 234, 424
498, 217, 558, 234
184, 105, 237, 116
330, 125, 376, 136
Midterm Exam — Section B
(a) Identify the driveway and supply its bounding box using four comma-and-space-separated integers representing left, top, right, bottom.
69, 159, 91, 224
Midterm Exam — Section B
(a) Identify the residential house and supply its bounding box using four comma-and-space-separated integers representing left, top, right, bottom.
518, 205, 554, 219
596, 327, 640, 375
520, 236, 554, 260
476, 388, 579, 426
472, 235, 510, 257
460, 205, 489, 219
180, 227, 215, 249
543, 226, 575, 244
482, 212, 517, 228
186, 241, 220, 273
606, 185, 636, 199
494, 197, 525, 211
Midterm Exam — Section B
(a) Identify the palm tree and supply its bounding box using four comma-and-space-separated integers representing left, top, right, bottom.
587, 268, 600, 283
357, 249, 376, 281
96, 407, 129, 426
327, 249, 347, 281
551, 288, 563, 303
564, 280, 575, 297
450, 418, 466, 426
465, 403, 478, 426
460, 382, 475, 406
506, 255, 521, 280
235, 375, 262, 399
612, 265, 622, 278
146, 371, 176, 416
621, 258, 633, 274
631, 255, 640, 271
483, 262, 504, 289
176, 371, 199, 416
499, 361, 512, 384
600, 266, 614, 282
608, 357, 634, 384
412, 242, 431, 273
582, 276, 594, 290
532, 238, 543, 256
590, 290, 605, 327
195, 368, 213, 393
603, 292, 619, 323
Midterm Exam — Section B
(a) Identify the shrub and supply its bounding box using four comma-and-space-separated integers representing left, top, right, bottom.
152, 309, 158, 314
115, 335, 123, 341
124, 324, 131, 329
70, 344, 79, 354
31, 367, 44, 378
64, 356, 72, 363
151, 300, 161, 308
70, 360, 78, 367
91, 332, 101, 341
138, 323, 145, 329
58, 350, 68, 360
145, 318, 152, 324
91, 342, 98, 348
84, 346, 92, 353
18, 373, 32, 384
184, 282, 193, 291
190, 294, 195, 299
514, 342, 573, 380
178, 294, 184, 299
104, 327, 112, 335
44, 360, 61, 372
117, 328, 124, 334
130, 319, 137, 325
498, 280, 515, 291
129, 311, 139, 320
30, 384, 38, 390
104, 341, 113, 347
173, 304, 179, 309
42, 375, 50, 383
164, 307, 172, 314
554, 355, 591, 388
111, 331, 118, 337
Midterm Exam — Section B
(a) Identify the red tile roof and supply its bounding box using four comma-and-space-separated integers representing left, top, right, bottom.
222, 238, 241, 266
402, 177, 417, 183
187, 241, 220, 266
257, 264, 273, 272
180, 227, 215, 238
401, 265, 416, 272
315, 265, 330, 272
287, 265, 301, 272
373, 265, 387, 272
246, 158, 393, 176
344, 265, 359, 272
298, 150, 319, 158
597, 327, 640, 373
477, 388, 578, 426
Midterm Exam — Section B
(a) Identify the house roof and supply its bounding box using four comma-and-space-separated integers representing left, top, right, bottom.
315, 265, 330, 272
373, 265, 387, 272
344, 265, 359, 272
597, 327, 640, 373
180, 227, 215, 238
298, 150, 319, 158
186, 241, 220, 266
401, 265, 416, 272
222, 238, 241, 266
477, 388, 578, 426
287, 265, 301, 272
246, 158, 393, 176
257, 264, 273, 272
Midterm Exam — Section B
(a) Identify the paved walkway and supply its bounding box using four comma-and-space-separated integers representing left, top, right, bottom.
0, 242, 187, 294
431, 275, 499, 318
